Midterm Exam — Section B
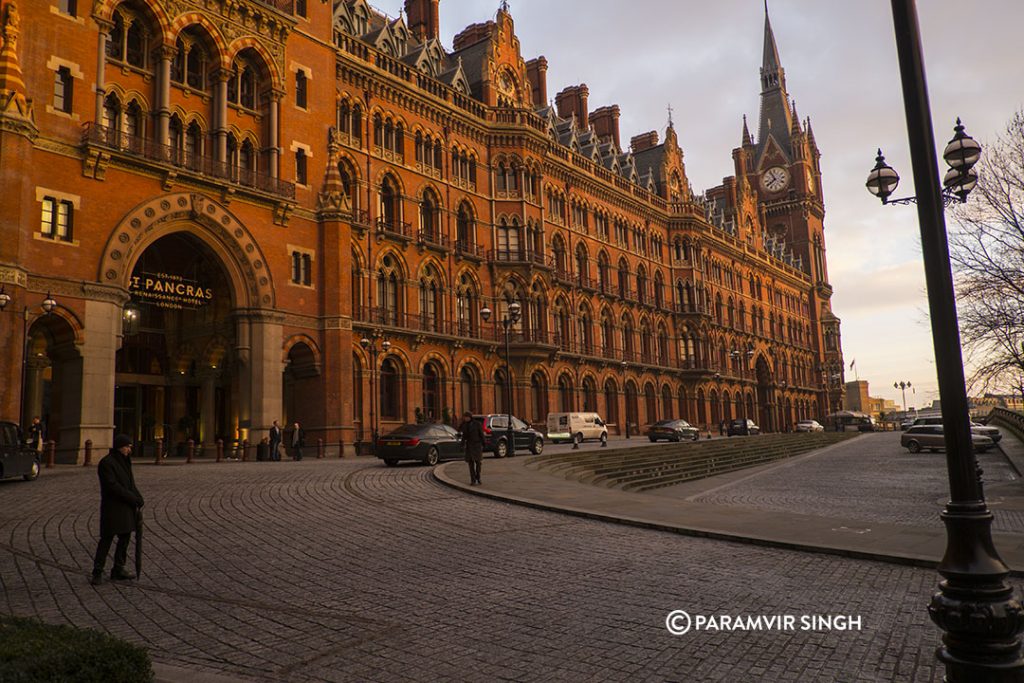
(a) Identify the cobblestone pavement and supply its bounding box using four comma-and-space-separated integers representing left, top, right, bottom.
0, 456, 1002, 682
682, 432, 1024, 533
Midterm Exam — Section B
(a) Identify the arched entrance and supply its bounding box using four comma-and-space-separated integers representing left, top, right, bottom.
116, 233, 238, 452
21, 310, 81, 461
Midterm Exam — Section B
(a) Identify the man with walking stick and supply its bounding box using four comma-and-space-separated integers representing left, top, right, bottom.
91, 434, 144, 585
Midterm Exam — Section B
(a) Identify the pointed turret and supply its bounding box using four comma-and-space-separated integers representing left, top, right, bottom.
742, 114, 752, 146
755, 1, 792, 165
0, 0, 36, 137
790, 100, 802, 136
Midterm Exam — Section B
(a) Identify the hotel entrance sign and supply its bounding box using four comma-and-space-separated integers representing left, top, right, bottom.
129, 272, 213, 309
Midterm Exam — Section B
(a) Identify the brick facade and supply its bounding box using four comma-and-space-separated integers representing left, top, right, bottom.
0, 0, 843, 459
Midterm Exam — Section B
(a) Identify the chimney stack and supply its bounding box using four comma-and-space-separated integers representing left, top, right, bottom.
590, 105, 621, 150
405, 0, 440, 42
525, 57, 548, 108
555, 84, 589, 131
630, 131, 659, 153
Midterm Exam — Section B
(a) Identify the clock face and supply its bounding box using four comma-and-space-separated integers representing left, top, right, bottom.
761, 166, 790, 192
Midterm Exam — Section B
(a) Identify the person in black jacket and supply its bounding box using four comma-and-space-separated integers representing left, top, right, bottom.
91, 434, 144, 585
459, 412, 485, 485
290, 422, 305, 461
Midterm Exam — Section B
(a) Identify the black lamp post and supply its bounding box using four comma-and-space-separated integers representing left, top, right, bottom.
620, 359, 630, 439
0, 288, 57, 429
894, 380, 912, 414
730, 344, 754, 435
122, 302, 141, 337
480, 300, 520, 457
866, 2, 1023, 679
359, 332, 391, 453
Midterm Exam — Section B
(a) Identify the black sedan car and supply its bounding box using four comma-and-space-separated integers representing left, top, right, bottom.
1, 421, 40, 482
727, 418, 761, 436
646, 419, 701, 442
376, 423, 464, 467
474, 414, 544, 457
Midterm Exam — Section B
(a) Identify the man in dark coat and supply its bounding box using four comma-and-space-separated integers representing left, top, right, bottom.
91, 434, 144, 585
459, 412, 485, 485
269, 420, 282, 461
290, 421, 305, 461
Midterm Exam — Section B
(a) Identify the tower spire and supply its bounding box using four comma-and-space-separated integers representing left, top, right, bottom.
755, 1, 792, 163
742, 115, 752, 146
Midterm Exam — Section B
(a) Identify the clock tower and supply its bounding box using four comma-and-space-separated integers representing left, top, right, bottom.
739, 3, 844, 410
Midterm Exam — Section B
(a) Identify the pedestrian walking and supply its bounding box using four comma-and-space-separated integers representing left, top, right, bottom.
269, 420, 282, 461
290, 421, 305, 461
28, 416, 44, 452
459, 411, 484, 485
91, 434, 144, 586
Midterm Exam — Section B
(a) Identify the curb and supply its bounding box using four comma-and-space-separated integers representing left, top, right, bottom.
433, 461, 1024, 577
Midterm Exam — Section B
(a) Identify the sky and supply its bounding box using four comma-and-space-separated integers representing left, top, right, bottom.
369, 0, 1024, 409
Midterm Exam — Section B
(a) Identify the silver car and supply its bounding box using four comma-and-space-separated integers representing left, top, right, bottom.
912, 416, 1002, 443
900, 425, 994, 454
795, 420, 824, 432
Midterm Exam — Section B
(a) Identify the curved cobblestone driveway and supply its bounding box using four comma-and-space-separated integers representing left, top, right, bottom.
0, 458, 984, 681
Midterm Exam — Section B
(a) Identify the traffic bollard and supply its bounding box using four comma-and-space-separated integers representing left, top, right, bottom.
216, 439, 224, 462
186, 439, 194, 464
45, 440, 55, 468
83, 439, 93, 466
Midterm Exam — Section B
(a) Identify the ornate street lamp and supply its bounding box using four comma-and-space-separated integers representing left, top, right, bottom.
867, 3, 1022, 679
730, 344, 754, 434
894, 380, 912, 414
359, 332, 390, 453
122, 302, 141, 337
480, 299, 521, 457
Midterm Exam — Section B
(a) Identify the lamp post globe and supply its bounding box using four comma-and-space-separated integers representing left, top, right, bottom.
508, 301, 522, 321
866, 149, 900, 202
479, 306, 492, 323
381, 340, 391, 353
0, 287, 10, 311
41, 293, 56, 314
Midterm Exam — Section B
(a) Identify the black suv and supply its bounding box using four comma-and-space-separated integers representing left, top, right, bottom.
473, 415, 544, 457
0, 421, 41, 482
727, 418, 761, 436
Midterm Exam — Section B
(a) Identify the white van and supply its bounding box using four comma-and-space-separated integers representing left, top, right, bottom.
546, 412, 608, 445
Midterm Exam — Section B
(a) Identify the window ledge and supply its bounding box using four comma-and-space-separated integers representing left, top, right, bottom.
34, 233, 79, 247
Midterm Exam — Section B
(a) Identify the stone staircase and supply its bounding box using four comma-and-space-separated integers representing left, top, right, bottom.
527, 432, 858, 493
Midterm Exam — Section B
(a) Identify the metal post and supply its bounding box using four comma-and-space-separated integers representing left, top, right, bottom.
83, 439, 93, 467
890, 1, 1024, 679
505, 318, 514, 458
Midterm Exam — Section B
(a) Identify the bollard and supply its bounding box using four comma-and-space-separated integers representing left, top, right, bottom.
242, 439, 250, 462
601, 435, 607, 448
186, 439, 194, 464
572, 436, 579, 450
216, 439, 224, 463
706, 431, 712, 440
317, 438, 324, 459
83, 439, 93, 466
45, 440, 55, 468
339, 438, 345, 458
154, 438, 162, 465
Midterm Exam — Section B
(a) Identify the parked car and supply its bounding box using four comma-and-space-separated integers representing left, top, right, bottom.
795, 419, 824, 433
911, 416, 1002, 442
0, 421, 40, 482
546, 412, 608, 445
900, 424, 994, 454
900, 419, 915, 431
727, 418, 761, 436
646, 419, 701, 442
376, 423, 464, 467
474, 414, 544, 457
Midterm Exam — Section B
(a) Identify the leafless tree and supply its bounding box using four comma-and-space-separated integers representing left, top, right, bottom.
950, 110, 1024, 396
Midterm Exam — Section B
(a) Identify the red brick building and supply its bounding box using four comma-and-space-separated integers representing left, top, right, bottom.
0, 0, 843, 460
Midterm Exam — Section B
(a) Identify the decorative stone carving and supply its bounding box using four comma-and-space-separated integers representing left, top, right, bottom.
98, 192, 276, 310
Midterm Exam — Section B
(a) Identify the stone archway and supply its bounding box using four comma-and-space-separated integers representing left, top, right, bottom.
97, 194, 283, 449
